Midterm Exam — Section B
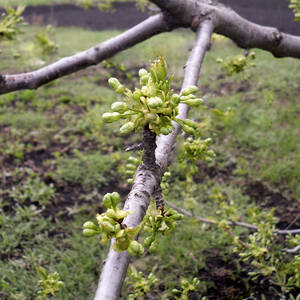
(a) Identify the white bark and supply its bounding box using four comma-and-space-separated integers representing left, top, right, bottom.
93, 19, 214, 300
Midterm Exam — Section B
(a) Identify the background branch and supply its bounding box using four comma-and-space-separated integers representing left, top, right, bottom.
165, 201, 300, 235
149, 0, 300, 58
94, 18, 214, 300
0, 14, 171, 95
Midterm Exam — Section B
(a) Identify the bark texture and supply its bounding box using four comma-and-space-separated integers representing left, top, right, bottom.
94, 19, 214, 300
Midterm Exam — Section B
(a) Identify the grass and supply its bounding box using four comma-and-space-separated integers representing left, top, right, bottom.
0, 25, 300, 299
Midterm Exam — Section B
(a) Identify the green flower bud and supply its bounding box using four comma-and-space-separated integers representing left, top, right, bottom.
158, 220, 169, 232
181, 98, 203, 107
133, 89, 142, 101
120, 122, 135, 135
111, 192, 120, 207
204, 137, 213, 146
145, 113, 157, 121
171, 93, 180, 104
181, 85, 198, 96
180, 95, 196, 101
114, 209, 128, 220
172, 213, 184, 221
108, 77, 120, 90
141, 86, 151, 96
114, 239, 130, 252
180, 124, 196, 135
140, 75, 149, 86
206, 150, 216, 157
128, 156, 139, 164
103, 193, 113, 208
106, 209, 116, 219
149, 241, 157, 253
83, 228, 98, 237
116, 84, 125, 94
138, 68, 148, 77
126, 170, 135, 176
144, 236, 154, 248
182, 119, 198, 129
128, 240, 144, 257
111, 102, 128, 113
150, 57, 168, 82
120, 110, 133, 119
147, 97, 163, 109
126, 163, 137, 171
115, 223, 121, 233
160, 126, 172, 135
249, 51, 256, 60
102, 221, 116, 233
102, 112, 121, 123
127, 178, 134, 184
83, 221, 98, 231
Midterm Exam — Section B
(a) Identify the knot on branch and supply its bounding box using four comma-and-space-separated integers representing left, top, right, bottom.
272, 28, 283, 47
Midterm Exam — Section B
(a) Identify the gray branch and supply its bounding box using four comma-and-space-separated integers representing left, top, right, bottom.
2, 0, 300, 95
166, 201, 300, 235
285, 244, 300, 253
0, 14, 171, 95
93, 18, 214, 300
150, 0, 300, 58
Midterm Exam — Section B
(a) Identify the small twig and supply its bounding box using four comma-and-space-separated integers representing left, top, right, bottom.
285, 245, 300, 253
224, 227, 249, 249
165, 201, 300, 235
125, 142, 143, 152
284, 212, 300, 230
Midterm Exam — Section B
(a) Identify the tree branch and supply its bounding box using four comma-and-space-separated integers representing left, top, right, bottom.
165, 200, 300, 235
0, 14, 172, 95
93, 18, 214, 300
149, 0, 300, 59
285, 244, 300, 253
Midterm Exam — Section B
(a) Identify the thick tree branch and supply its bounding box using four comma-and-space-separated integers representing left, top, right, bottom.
166, 201, 300, 235
94, 19, 214, 300
150, 0, 300, 58
0, 14, 172, 95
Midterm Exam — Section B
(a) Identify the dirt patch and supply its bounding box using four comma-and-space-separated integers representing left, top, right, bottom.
244, 180, 300, 228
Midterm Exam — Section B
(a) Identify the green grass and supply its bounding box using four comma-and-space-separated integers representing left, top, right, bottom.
1, 25, 300, 299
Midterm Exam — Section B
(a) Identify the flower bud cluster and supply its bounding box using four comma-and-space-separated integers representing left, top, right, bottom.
184, 137, 216, 162
83, 192, 144, 256
217, 51, 256, 76
125, 155, 141, 184
143, 204, 184, 253
102, 57, 203, 136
